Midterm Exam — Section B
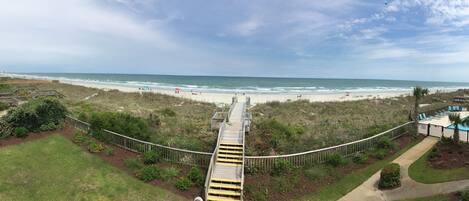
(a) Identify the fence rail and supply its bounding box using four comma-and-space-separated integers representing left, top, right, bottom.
66, 116, 413, 170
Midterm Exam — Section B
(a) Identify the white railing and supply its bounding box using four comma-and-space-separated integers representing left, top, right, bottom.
66, 116, 413, 171
204, 119, 226, 199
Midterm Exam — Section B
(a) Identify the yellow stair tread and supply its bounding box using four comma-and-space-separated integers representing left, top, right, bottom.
216, 162, 243, 167
220, 143, 243, 147
207, 195, 240, 201
219, 146, 243, 150
208, 189, 241, 196
217, 158, 242, 163
211, 178, 241, 184
218, 154, 242, 158
218, 150, 242, 154
209, 183, 241, 190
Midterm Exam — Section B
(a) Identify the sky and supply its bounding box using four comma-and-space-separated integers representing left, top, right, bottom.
1, 0, 469, 82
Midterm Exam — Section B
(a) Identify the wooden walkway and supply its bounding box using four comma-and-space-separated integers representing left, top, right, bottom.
206, 100, 247, 201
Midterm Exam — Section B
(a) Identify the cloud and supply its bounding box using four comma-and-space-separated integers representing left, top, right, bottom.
232, 17, 263, 36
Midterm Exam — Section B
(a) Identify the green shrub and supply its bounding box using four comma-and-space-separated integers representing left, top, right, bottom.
4, 98, 67, 132
0, 84, 11, 93
72, 131, 90, 144
188, 167, 205, 187
272, 175, 299, 193
325, 153, 346, 167
88, 142, 105, 153
89, 112, 151, 141
460, 190, 469, 201
245, 184, 267, 201
14, 127, 29, 138
371, 148, 388, 160
378, 163, 401, 189
428, 147, 440, 159
175, 178, 192, 191
376, 137, 395, 150
160, 167, 180, 181
39, 122, 59, 132
142, 151, 160, 165
256, 119, 304, 149
124, 158, 143, 171
305, 166, 329, 181
0, 102, 9, 111
105, 147, 114, 156
137, 166, 161, 182
352, 152, 368, 164
271, 160, 293, 176
160, 108, 176, 117
0, 121, 13, 139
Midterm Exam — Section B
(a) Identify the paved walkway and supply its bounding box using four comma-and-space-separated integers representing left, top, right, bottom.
338, 137, 469, 201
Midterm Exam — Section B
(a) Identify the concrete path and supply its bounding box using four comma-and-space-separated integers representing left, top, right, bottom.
338, 137, 467, 201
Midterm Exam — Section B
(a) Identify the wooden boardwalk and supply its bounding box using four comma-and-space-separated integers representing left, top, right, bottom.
206, 100, 247, 201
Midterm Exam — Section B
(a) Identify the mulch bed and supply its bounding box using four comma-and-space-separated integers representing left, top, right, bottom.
0, 124, 203, 199
428, 141, 469, 169
244, 134, 419, 201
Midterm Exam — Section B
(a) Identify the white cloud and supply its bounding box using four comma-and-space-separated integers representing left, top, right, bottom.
232, 17, 263, 36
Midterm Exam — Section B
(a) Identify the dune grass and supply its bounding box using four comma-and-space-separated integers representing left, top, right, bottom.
409, 147, 469, 184
0, 135, 186, 201
248, 91, 466, 155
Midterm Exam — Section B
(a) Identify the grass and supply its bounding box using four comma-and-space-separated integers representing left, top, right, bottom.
0, 134, 186, 201
409, 147, 469, 184
248, 91, 465, 155
295, 137, 422, 201
397, 194, 451, 201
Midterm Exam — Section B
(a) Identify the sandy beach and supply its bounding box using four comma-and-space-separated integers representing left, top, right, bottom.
1, 73, 424, 104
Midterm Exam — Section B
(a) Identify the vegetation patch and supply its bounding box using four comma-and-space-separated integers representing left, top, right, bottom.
0, 135, 185, 201
378, 163, 401, 189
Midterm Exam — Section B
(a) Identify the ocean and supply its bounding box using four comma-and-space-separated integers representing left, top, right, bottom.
8, 73, 469, 94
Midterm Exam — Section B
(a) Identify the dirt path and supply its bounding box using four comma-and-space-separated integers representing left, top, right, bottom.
339, 137, 446, 201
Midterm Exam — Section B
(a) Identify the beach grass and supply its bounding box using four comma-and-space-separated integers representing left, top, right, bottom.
0, 134, 185, 201
248, 90, 467, 155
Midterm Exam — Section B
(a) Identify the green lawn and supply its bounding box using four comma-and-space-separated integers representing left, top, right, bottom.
397, 194, 451, 201
409, 147, 469, 184
296, 137, 422, 201
0, 135, 186, 201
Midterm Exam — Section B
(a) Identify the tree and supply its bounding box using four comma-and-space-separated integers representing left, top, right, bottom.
412, 86, 429, 132
449, 113, 463, 144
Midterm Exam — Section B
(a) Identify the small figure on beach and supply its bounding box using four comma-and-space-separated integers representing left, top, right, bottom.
175, 88, 181, 94
297, 94, 302, 99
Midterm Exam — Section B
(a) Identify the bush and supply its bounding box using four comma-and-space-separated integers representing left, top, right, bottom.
378, 163, 401, 189
428, 147, 440, 159
105, 147, 114, 156
305, 166, 330, 181
88, 142, 105, 153
271, 160, 293, 176
352, 152, 368, 164
39, 122, 59, 132
460, 190, 469, 201
272, 175, 299, 193
4, 98, 67, 132
137, 166, 161, 182
72, 132, 90, 144
188, 167, 205, 187
124, 158, 143, 171
0, 121, 13, 139
175, 178, 192, 191
326, 153, 346, 167
160, 167, 180, 181
0, 102, 9, 111
376, 137, 395, 150
371, 148, 388, 160
160, 108, 176, 117
89, 112, 151, 141
142, 151, 160, 165
14, 127, 29, 138
245, 184, 267, 201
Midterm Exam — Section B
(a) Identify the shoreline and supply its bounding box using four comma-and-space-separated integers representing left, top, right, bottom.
1, 73, 456, 104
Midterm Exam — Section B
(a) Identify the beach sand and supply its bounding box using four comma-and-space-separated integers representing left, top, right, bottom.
3, 74, 414, 104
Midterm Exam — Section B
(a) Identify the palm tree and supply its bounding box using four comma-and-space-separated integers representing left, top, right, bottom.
412, 86, 429, 131
449, 113, 463, 144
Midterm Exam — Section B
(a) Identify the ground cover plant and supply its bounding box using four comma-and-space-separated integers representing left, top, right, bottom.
247, 90, 465, 155
244, 134, 420, 201
409, 140, 469, 184
0, 134, 186, 201
378, 163, 401, 189
1, 78, 218, 152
